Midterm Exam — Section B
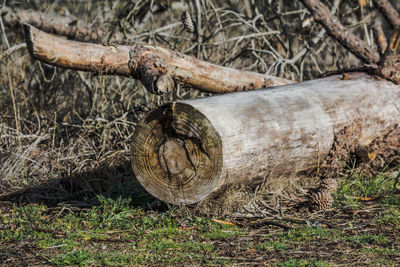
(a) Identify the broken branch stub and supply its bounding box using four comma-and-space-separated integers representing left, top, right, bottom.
24, 24, 292, 95
131, 73, 400, 205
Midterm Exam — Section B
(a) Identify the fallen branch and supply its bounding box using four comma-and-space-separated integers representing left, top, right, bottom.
300, 0, 380, 64
373, 0, 400, 30
301, 0, 400, 84
24, 24, 292, 94
1, 6, 119, 42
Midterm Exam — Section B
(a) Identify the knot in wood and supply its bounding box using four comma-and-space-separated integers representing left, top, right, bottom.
160, 138, 189, 175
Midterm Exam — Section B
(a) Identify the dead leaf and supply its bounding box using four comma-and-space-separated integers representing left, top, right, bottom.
341, 73, 351, 80
212, 219, 235, 226
353, 196, 377, 201
367, 151, 377, 161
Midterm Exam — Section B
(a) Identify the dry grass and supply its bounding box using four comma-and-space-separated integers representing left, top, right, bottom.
0, 0, 397, 212
195, 173, 321, 216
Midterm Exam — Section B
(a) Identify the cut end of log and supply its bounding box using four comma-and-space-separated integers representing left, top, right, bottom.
131, 103, 223, 205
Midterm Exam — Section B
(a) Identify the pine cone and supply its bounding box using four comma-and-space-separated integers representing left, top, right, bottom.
320, 178, 338, 194
309, 190, 333, 211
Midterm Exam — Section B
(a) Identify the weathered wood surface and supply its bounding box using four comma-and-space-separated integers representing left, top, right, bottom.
131, 73, 400, 205
24, 25, 292, 94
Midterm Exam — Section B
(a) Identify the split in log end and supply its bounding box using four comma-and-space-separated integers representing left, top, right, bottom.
131, 103, 223, 205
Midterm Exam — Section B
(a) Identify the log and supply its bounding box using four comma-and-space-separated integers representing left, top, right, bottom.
131, 73, 400, 205
23, 24, 292, 94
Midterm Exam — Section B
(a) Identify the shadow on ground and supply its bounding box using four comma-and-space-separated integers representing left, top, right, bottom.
0, 160, 167, 211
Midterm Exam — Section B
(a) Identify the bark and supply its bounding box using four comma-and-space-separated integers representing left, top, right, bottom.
24, 24, 292, 94
373, 0, 400, 30
131, 73, 400, 204
300, 0, 380, 64
1, 6, 120, 42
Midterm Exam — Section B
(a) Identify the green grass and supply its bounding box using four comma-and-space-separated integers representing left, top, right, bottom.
270, 226, 340, 245
335, 168, 400, 207
49, 250, 93, 266
375, 209, 400, 227
367, 247, 400, 256
258, 241, 288, 252
346, 234, 389, 245
0, 195, 241, 265
274, 258, 331, 267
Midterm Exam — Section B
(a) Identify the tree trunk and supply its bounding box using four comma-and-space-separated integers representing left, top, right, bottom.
131, 73, 400, 205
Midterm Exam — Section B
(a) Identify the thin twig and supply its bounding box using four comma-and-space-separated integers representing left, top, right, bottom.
6, 63, 21, 148
0, 43, 26, 60
0, 5, 12, 61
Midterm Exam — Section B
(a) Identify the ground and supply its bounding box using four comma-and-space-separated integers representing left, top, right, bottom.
1, 169, 400, 266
